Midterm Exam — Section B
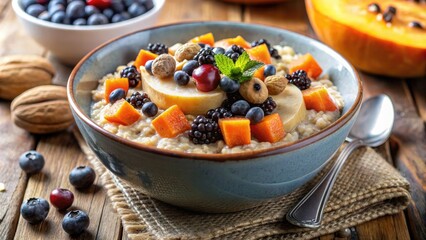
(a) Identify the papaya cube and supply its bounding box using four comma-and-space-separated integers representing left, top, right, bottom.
219, 118, 251, 147
152, 105, 191, 138
250, 113, 285, 143
246, 43, 272, 64
104, 99, 141, 126
289, 53, 323, 79
253, 65, 265, 81
104, 78, 129, 102
302, 86, 338, 112
134, 49, 158, 69
189, 32, 215, 47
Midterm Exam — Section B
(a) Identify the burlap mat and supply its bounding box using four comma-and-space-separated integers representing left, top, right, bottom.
73, 130, 410, 240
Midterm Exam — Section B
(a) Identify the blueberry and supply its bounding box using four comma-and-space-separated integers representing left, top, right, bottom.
51, 11, 66, 23
22, 0, 37, 10
48, 4, 65, 16
62, 210, 90, 236
120, 11, 131, 20
87, 13, 109, 25
142, 0, 154, 10
245, 107, 264, 124
103, 8, 114, 20
145, 60, 153, 75
19, 150, 45, 174
111, 1, 125, 13
26, 4, 46, 17
219, 76, 240, 93
69, 166, 96, 189
63, 16, 72, 24
20, 198, 50, 224
263, 64, 276, 77
48, 0, 66, 9
73, 18, 87, 25
84, 5, 100, 17
66, 1, 85, 19
142, 102, 158, 117
38, 11, 50, 21
182, 60, 199, 76
111, 13, 124, 23
123, 0, 134, 7
128, 2, 146, 17
174, 71, 190, 86
108, 88, 126, 104
212, 47, 225, 55
231, 100, 250, 115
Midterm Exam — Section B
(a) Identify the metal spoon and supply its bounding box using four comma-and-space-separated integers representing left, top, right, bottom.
286, 94, 395, 228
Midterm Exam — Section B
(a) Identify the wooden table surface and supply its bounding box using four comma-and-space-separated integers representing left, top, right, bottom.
0, 0, 425, 239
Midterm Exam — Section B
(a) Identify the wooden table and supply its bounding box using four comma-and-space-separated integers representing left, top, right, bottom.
0, 0, 424, 239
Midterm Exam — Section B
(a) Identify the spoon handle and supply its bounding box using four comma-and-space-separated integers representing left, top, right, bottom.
286, 139, 364, 228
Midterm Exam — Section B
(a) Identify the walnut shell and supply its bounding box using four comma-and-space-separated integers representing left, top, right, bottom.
0, 55, 55, 100
239, 78, 268, 104
152, 54, 176, 79
265, 75, 288, 95
11, 85, 73, 134
174, 43, 201, 62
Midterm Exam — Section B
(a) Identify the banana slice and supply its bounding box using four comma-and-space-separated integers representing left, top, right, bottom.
274, 84, 306, 132
141, 69, 226, 115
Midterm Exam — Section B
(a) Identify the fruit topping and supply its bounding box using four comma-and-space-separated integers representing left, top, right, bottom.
104, 77, 129, 102
256, 96, 278, 115
206, 107, 233, 122
188, 115, 222, 144
253, 65, 266, 81
221, 91, 244, 109
219, 118, 251, 147
20, 197, 50, 224
141, 102, 158, 117
173, 70, 190, 86
212, 47, 225, 55
134, 49, 158, 69
214, 35, 251, 49
289, 53, 322, 79
120, 65, 141, 88
50, 188, 74, 210
250, 38, 281, 60
230, 100, 251, 115
302, 86, 338, 112
69, 166, 96, 189
245, 106, 264, 124
239, 78, 268, 104
194, 47, 216, 65
104, 99, 141, 125
409, 21, 423, 29
19, 150, 45, 174
62, 210, 90, 236
182, 60, 200, 76
246, 43, 272, 64
214, 51, 263, 83
224, 45, 245, 62
263, 64, 276, 78
192, 64, 221, 92
145, 60, 154, 75
219, 76, 240, 93
367, 3, 381, 13
189, 32, 215, 47
174, 43, 201, 62
151, 54, 176, 79
286, 70, 312, 90
151, 105, 191, 138
251, 113, 285, 143
126, 91, 151, 109
87, 0, 111, 10
382, 6, 396, 23
265, 75, 288, 95
108, 88, 126, 104
147, 43, 168, 55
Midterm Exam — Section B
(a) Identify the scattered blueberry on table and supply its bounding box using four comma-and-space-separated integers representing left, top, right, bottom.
22, 0, 155, 25
20, 197, 50, 224
62, 210, 90, 236
19, 150, 45, 174
69, 165, 96, 189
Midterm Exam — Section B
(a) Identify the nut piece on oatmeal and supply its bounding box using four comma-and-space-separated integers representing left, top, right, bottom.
152, 54, 176, 79
239, 78, 268, 104
174, 43, 201, 62
265, 75, 288, 95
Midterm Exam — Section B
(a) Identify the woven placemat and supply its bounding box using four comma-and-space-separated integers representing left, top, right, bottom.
73, 130, 410, 240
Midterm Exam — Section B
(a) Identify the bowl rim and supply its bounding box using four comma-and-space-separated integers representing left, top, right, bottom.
12, 0, 165, 31
67, 21, 363, 161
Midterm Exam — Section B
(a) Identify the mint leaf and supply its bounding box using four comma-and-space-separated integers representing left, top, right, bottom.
235, 52, 250, 69
243, 60, 263, 72
214, 54, 234, 76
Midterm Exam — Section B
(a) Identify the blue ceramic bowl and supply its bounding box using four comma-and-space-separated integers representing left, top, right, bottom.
68, 22, 362, 213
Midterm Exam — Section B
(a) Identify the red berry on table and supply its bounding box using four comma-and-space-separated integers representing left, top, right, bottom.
192, 64, 221, 92
86, 0, 111, 10
50, 188, 74, 210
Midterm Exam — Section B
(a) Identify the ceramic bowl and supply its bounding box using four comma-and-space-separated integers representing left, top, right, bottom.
68, 22, 362, 213
12, 0, 165, 66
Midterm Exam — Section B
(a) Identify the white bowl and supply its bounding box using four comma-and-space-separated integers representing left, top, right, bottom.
12, 0, 165, 65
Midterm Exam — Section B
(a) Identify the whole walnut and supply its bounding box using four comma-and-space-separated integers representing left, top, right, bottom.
152, 54, 176, 79
174, 43, 201, 62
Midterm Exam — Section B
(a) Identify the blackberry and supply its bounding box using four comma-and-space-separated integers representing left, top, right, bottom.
194, 47, 215, 65
206, 107, 233, 122
256, 97, 277, 115
126, 92, 150, 109
147, 43, 168, 55
120, 65, 141, 88
286, 70, 311, 90
224, 45, 245, 62
188, 116, 222, 144
251, 39, 281, 60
